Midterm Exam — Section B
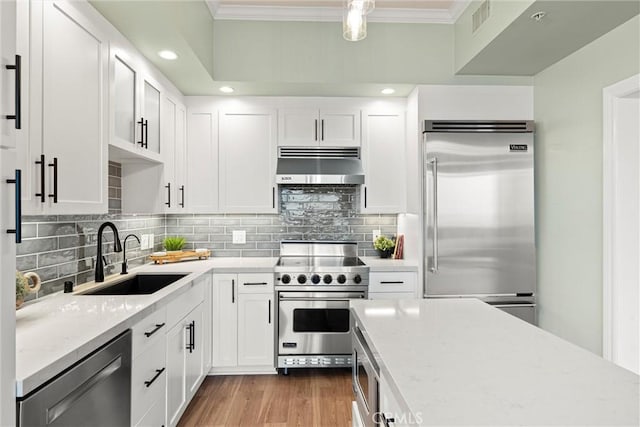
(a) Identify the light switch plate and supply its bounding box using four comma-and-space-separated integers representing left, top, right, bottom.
232, 230, 246, 244
148, 234, 154, 250
372, 229, 381, 242
140, 234, 149, 250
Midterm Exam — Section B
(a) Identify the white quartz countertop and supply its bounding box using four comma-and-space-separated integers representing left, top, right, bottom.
15, 257, 276, 397
361, 257, 418, 271
350, 298, 640, 426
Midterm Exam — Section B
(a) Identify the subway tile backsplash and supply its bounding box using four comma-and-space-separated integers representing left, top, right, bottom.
18, 185, 397, 301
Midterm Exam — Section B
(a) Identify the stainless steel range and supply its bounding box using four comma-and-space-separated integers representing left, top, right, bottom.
275, 241, 369, 371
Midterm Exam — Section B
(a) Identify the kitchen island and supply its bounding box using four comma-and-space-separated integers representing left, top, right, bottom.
350, 298, 639, 426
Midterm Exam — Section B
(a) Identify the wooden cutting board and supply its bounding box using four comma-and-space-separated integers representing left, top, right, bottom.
149, 250, 210, 265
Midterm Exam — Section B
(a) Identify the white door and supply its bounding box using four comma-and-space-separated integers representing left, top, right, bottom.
166, 320, 186, 427
1, 0, 17, 150
277, 109, 319, 146
187, 110, 218, 213
603, 75, 640, 375
219, 110, 277, 213
212, 274, 238, 367
361, 112, 406, 213
319, 109, 361, 147
142, 78, 161, 155
36, 0, 108, 214
175, 103, 187, 211
162, 96, 177, 212
185, 303, 204, 398
111, 54, 138, 148
238, 293, 274, 367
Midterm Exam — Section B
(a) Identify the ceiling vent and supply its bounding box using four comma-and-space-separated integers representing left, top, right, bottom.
472, 0, 491, 33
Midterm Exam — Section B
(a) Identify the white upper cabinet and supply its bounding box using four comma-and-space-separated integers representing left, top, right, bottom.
161, 95, 186, 213
18, 0, 108, 214
219, 109, 277, 213
361, 111, 406, 214
1, 0, 17, 150
112, 55, 137, 147
278, 108, 360, 147
142, 78, 161, 154
186, 109, 218, 213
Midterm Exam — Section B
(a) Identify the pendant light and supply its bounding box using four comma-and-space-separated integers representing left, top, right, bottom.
343, 0, 374, 42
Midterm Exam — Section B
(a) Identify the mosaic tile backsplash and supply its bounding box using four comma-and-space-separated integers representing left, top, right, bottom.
18, 185, 397, 301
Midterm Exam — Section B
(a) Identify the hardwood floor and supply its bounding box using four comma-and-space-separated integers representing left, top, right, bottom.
178, 369, 354, 427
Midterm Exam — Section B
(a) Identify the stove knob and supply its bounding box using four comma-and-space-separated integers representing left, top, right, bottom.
353, 274, 362, 284
337, 274, 347, 284
323, 274, 333, 284
281, 274, 291, 284
311, 274, 321, 284
297, 275, 307, 284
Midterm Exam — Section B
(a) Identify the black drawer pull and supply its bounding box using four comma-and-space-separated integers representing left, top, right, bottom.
243, 282, 268, 286
5, 54, 21, 129
144, 368, 165, 388
144, 323, 165, 338
380, 281, 405, 284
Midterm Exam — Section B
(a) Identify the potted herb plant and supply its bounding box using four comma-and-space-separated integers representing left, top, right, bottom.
374, 235, 395, 258
163, 236, 186, 254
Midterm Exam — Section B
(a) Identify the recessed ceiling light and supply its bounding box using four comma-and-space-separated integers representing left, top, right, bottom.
381, 88, 395, 95
219, 86, 234, 93
158, 50, 178, 60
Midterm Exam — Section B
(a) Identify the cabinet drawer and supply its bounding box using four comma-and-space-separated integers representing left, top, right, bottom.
238, 273, 274, 294
369, 272, 417, 294
132, 338, 166, 424
132, 307, 167, 358
167, 278, 205, 327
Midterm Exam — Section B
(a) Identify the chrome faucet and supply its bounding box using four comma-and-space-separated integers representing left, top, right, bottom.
95, 222, 122, 282
121, 234, 141, 275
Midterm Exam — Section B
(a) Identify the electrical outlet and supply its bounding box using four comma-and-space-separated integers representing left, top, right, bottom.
140, 234, 149, 250
372, 229, 381, 242
148, 234, 154, 250
232, 230, 246, 244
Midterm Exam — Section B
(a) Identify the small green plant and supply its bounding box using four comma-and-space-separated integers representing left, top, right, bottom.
16, 271, 29, 301
164, 236, 186, 251
374, 235, 395, 252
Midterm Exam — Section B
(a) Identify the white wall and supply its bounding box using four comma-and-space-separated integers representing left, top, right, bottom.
534, 16, 640, 355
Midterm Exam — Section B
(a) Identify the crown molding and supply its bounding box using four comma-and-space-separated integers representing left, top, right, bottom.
211, 1, 473, 24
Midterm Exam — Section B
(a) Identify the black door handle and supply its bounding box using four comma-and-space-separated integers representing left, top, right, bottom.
35, 154, 45, 203
5, 54, 21, 129
165, 183, 171, 207
48, 157, 58, 203
6, 169, 22, 243
143, 119, 148, 148
268, 299, 271, 324
179, 185, 185, 208
137, 118, 145, 147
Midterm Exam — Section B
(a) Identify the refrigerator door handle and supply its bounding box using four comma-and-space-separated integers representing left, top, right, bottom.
430, 157, 439, 273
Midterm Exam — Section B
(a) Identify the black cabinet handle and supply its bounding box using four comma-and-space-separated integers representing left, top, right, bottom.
35, 154, 45, 203
165, 183, 171, 207
314, 119, 318, 141
5, 54, 21, 129
321, 119, 325, 140
268, 299, 271, 324
179, 185, 185, 208
243, 282, 268, 286
144, 323, 165, 338
144, 368, 165, 388
48, 157, 58, 203
364, 186, 367, 208
143, 119, 148, 148
185, 321, 195, 353
6, 169, 22, 243
272, 187, 275, 209
231, 279, 235, 303
137, 118, 145, 147
380, 281, 405, 284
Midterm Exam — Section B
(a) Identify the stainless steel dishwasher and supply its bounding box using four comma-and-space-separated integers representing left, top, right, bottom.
17, 330, 132, 427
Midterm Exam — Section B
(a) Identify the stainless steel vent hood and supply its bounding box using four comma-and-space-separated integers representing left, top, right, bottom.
276, 147, 365, 185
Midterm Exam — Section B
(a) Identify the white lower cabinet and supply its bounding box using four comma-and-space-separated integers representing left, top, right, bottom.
212, 273, 275, 373
368, 271, 418, 300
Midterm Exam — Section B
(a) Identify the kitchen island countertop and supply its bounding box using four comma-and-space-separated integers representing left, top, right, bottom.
350, 298, 639, 426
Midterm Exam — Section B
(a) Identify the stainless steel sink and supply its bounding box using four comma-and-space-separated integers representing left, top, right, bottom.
78, 273, 187, 296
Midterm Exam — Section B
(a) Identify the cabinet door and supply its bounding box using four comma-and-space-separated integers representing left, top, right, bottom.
142, 78, 161, 154
162, 95, 177, 212
219, 110, 277, 213
175, 102, 187, 211
112, 54, 138, 147
277, 109, 319, 146
319, 109, 361, 147
185, 303, 204, 399
238, 293, 274, 367
166, 320, 186, 427
186, 110, 218, 213
361, 112, 406, 213
211, 274, 238, 367
0, 0, 17, 150
36, 0, 108, 214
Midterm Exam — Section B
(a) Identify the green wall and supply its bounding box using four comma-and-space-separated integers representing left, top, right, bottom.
534, 15, 640, 354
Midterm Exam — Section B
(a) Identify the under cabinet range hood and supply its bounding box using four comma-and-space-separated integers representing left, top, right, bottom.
276, 147, 365, 185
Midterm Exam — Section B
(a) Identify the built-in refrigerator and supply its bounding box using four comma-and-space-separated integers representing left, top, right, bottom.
423, 120, 537, 324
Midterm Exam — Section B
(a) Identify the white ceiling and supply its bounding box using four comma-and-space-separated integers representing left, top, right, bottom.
208, 0, 470, 23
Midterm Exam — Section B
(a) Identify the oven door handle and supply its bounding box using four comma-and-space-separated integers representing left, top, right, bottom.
279, 296, 365, 302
